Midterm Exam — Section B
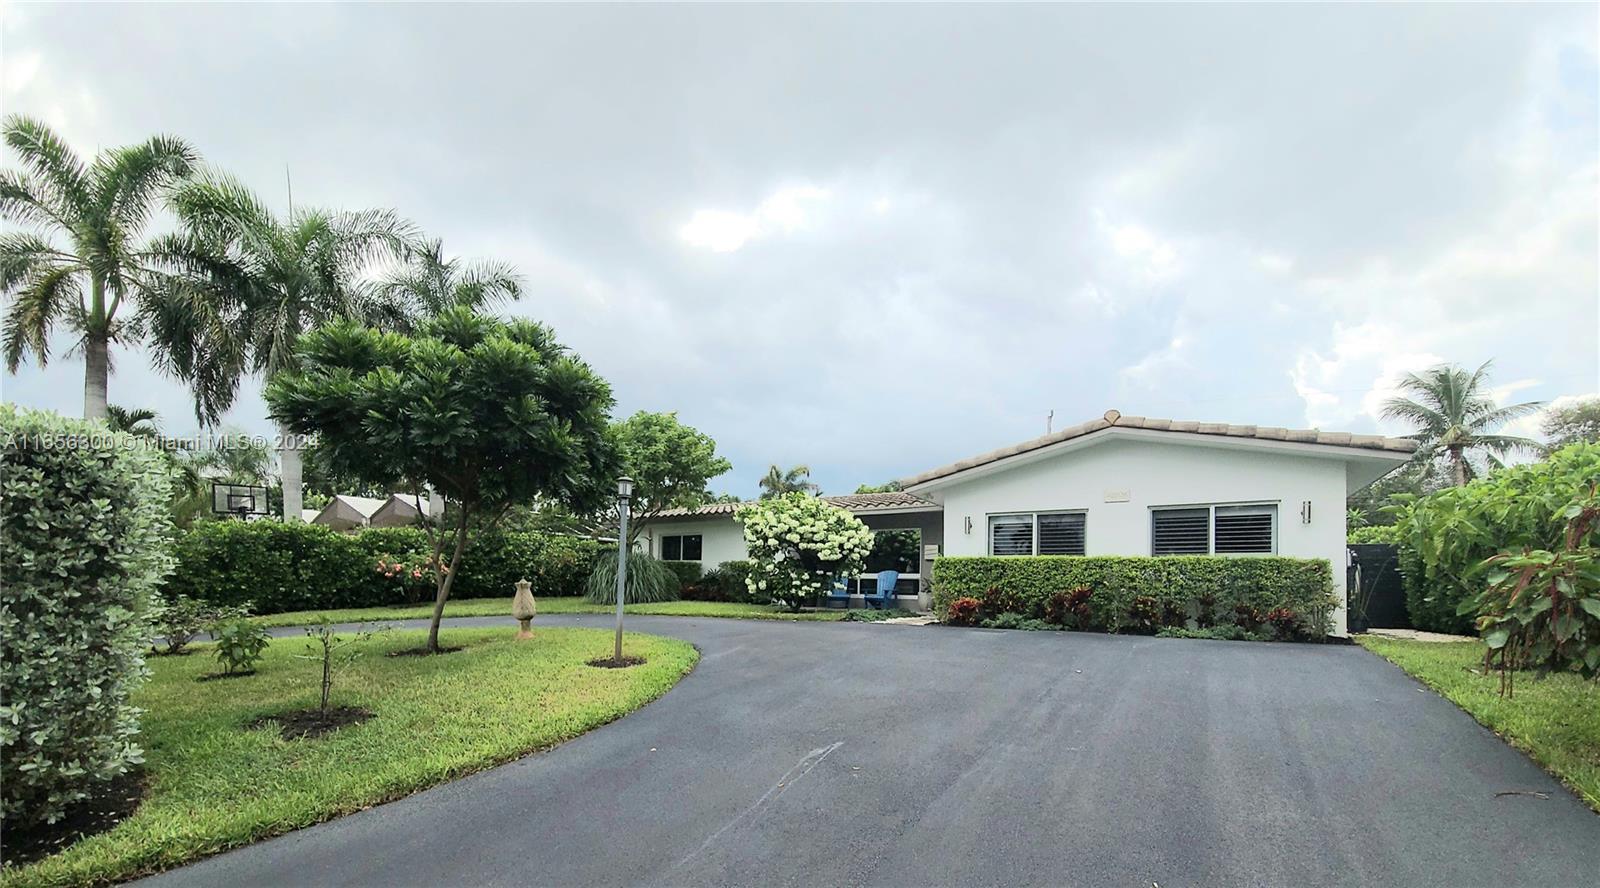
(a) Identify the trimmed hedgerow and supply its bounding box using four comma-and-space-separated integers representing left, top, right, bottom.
931, 555, 1336, 638
660, 560, 703, 590
166, 521, 600, 615
1, 406, 174, 828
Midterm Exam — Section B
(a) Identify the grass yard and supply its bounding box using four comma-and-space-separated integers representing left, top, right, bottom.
1357, 636, 1600, 813
2, 627, 697, 888
251, 596, 847, 628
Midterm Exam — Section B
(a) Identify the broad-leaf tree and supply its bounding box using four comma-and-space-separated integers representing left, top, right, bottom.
266, 308, 620, 652
369, 238, 521, 330
613, 410, 731, 544
149, 170, 416, 520
1379, 361, 1542, 487
758, 463, 820, 499
1542, 397, 1600, 450
0, 115, 197, 418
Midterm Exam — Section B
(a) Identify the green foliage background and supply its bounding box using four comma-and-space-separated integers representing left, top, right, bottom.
1389, 443, 1599, 634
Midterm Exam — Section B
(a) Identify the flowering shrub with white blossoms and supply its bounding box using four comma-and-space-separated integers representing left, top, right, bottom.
736, 493, 875, 611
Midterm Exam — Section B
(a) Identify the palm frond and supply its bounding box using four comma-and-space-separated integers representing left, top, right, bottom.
92, 133, 198, 229
2, 262, 83, 370
0, 231, 73, 293
0, 169, 68, 230
2, 115, 90, 219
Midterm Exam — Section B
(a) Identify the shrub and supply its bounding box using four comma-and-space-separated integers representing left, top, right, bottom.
1156, 625, 1267, 642
683, 560, 761, 603
932, 556, 1336, 639
840, 608, 916, 623
1391, 443, 1600, 634
737, 494, 874, 611
1233, 603, 1263, 632
1264, 607, 1301, 641
213, 620, 270, 675
661, 560, 703, 591
980, 585, 1025, 618
1, 406, 174, 828
1126, 595, 1161, 634
166, 522, 599, 614
1348, 525, 1399, 545
584, 550, 681, 604
945, 597, 982, 627
148, 595, 251, 655
1043, 586, 1095, 629
981, 612, 1053, 631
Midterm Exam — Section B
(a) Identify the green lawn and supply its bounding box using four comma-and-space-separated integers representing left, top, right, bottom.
2, 627, 697, 888
251, 596, 847, 628
1357, 636, 1600, 813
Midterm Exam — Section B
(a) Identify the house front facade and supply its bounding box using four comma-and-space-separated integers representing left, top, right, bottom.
637, 410, 1415, 634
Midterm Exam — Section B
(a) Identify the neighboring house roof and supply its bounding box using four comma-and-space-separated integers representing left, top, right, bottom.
311, 492, 443, 529
649, 490, 940, 521
899, 409, 1418, 490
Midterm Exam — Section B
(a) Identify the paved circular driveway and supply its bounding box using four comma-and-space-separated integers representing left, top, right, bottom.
143, 615, 1599, 887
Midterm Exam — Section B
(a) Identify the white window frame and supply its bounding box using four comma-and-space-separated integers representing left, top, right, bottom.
1149, 502, 1277, 556
986, 510, 1088, 557
660, 533, 703, 562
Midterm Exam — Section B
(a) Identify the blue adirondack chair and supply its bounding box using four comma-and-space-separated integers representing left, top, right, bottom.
865, 570, 899, 609
827, 575, 852, 609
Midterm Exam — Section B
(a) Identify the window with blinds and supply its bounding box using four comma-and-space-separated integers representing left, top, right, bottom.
1213, 505, 1275, 554
988, 512, 1086, 556
989, 514, 1034, 556
1037, 512, 1086, 556
1151, 508, 1209, 555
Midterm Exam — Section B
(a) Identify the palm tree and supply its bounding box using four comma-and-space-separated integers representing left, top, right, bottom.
1380, 361, 1543, 486
104, 404, 208, 525
759, 464, 820, 499
149, 170, 416, 520
369, 238, 520, 329
0, 115, 197, 419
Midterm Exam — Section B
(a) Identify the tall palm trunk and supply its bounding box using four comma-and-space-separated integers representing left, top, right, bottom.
83, 276, 109, 420
82, 334, 109, 420
279, 422, 303, 521
1449, 445, 1468, 487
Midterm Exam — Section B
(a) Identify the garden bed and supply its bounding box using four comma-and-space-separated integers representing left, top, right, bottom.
1357, 636, 1600, 813
0, 627, 697, 888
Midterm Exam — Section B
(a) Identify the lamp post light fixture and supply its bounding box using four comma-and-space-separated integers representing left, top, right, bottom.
613, 476, 634, 662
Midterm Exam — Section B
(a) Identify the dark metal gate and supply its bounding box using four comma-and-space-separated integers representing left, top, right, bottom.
1347, 543, 1409, 632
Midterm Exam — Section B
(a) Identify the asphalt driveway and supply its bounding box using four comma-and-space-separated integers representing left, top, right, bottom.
143, 615, 1599, 888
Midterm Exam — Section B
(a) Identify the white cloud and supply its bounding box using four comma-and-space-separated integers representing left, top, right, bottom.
679, 184, 830, 252
1290, 323, 1446, 430
1095, 211, 1179, 282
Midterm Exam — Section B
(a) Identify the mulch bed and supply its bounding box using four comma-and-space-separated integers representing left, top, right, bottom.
195, 670, 257, 682
250, 706, 374, 740
387, 646, 463, 657
1, 769, 147, 868
586, 655, 647, 669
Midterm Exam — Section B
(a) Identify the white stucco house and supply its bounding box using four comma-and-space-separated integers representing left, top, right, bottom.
637, 410, 1415, 634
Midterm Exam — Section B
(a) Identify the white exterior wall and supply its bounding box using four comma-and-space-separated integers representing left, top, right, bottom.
934, 438, 1352, 634
640, 517, 749, 568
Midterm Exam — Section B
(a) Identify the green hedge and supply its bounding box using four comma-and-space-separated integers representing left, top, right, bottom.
660, 560, 703, 589
166, 520, 600, 614
931, 556, 1337, 637
683, 560, 761, 603
1, 406, 173, 827
1390, 443, 1600, 635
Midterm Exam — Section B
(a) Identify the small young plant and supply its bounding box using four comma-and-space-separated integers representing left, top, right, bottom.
296, 618, 383, 716
213, 619, 270, 675
150, 595, 253, 655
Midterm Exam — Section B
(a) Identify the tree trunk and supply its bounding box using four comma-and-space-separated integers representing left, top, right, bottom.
1450, 447, 1467, 487
279, 422, 303, 521
426, 515, 471, 652
83, 334, 109, 421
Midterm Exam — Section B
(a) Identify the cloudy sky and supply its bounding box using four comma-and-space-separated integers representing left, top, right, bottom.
3, 3, 1596, 497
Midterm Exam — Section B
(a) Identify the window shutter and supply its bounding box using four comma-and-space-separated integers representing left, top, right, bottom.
682, 535, 703, 560
989, 514, 1034, 556
662, 535, 682, 560
1152, 508, 1209, 555
1036, 513, 1086, 556
1213, 505, 1275, 554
